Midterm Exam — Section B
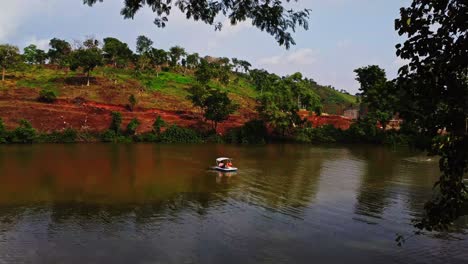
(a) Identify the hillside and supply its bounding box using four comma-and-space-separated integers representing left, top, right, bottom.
0, 66, 355, 133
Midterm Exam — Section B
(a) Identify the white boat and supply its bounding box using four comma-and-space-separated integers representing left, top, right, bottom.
211, 157, 238, 172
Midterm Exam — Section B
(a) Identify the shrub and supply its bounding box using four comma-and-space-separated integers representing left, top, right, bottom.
294, 125, 343, 144
225, 120, 268, 144
38, 89, 57, 103
135, 132, 160, 143
109, 112, 122, 134
0, 118, 7, 144
152, 115, 166, 135
160, 125, 201, 143
40, 128, 78, 143
126, 118, 140, 136
128, 94, 137, 111
11, 119, 36, 144
101, 130, 131, 143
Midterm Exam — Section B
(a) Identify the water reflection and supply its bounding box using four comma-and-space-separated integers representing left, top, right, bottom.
0, 144, 466, 263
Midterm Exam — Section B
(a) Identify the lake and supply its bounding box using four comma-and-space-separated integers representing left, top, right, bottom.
0, 144, 466, 263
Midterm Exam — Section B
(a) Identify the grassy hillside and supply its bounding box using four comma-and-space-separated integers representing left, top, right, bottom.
1, 66, 354, 115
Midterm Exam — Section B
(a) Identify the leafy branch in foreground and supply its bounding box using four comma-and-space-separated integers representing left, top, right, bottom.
395, 0, 468, 231
83, 0, 311, 49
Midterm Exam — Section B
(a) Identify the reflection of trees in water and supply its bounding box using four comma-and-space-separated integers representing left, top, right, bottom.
235, 145, 328, 218
351, 147, 399, 220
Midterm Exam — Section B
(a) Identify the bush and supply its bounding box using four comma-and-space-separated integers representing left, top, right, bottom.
152, 115, 166, 135
38, 89, 57, 103
11, 119, 36, 144
0, 118, 7, 144
160, 125, 202, 143
204, 133, 224, 143
294, 125, 342, 144
135, 132, 160, 143
109, 112, 122, 134
39, 128, 78, 143
226, 120, 268, 144
128, 94, 137, 111
101, 130, 131, 143
126, 118, 140, 136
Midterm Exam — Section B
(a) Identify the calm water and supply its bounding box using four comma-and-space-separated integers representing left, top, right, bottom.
0, 144, 466, 263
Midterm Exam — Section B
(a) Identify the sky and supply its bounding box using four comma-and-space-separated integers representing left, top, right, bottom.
0, 0, 410, 94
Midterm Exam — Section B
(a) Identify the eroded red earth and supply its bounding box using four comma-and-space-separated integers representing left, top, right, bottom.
0, 88, 251, 134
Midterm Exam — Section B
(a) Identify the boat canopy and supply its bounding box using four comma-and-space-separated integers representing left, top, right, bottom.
216, 157, 232, 162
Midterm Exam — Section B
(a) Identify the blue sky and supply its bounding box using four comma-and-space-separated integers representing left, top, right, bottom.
0, 0, 410, 94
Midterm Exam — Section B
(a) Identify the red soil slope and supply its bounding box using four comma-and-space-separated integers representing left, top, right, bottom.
0, 88, 251, 134
299, 110, 353, 130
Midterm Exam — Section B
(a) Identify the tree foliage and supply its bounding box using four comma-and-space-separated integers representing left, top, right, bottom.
203, 89, 239, 130
354, 65, 397, 129
83, 0, 310, 49
169, 46, 186, 67
126, 118, 141, 136
48, 38, 72, 67
109, 111, 123, 134
128, 94, 137, 111
0, 44, 21, 82
257, 72, 321, 135
395, 0, 468, 230
23, 45, 47, 65
69, 39, 103, 86
103, 37, 133, 67
136, 35, 153, 55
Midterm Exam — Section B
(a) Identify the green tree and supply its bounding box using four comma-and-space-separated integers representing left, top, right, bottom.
395, 0, 468, 231
0, 44, 21, 82
109, 111, 122, 134
84, 0, 311, 49
38, 89, 57, 103
148, 48, 168, 76
126, 118, 140, 136
249, 69, 279, 95
238, 59, 252, 73
11, 120, 36, 144
48, 38, 71, 67
187, 84, 210, 114
128, 94, 137, 111
186, 53, 200, 69
203, 89, 238, 130
69, 39, 103, 86
257, 75, 320, 136
23, 45, 39, 65
23, 45, 49, 65
136, 35, 153, 55
102, 37, 133, 67
194, 59, 215, 85
152, 115, 166, 135
354, 65, 397, 130
169, 46, 186, 67
0, 118, 7, 144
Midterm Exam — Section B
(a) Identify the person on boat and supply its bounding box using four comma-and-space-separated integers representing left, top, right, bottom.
218, 162, 225, 168
227, 161, 233, 168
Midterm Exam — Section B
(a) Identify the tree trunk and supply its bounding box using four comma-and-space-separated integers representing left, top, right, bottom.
86, 71, 90, 87
1, 67, 5, 82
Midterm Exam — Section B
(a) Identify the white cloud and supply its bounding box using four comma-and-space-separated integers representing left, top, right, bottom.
25, 36, 50, 51
259, 48, 319, 66
0, 0, 47, 42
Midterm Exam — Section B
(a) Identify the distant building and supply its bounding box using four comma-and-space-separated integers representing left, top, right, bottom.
343, 108, 359, 120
